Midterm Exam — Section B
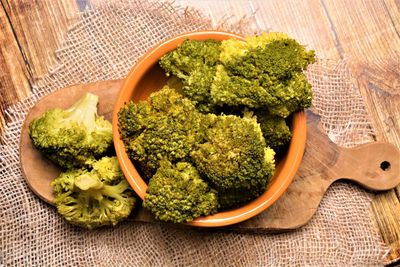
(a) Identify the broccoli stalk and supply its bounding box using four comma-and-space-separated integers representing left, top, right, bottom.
64, 93, 111, 140
52, 156, 136, 229
29, 92, 113, 169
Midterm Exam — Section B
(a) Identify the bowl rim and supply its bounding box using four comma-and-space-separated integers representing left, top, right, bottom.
112, 30, 307, 227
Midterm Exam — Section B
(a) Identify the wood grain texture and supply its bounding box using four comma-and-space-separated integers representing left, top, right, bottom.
319, 0, 400, 263
0, 2, 30, 136
252, 0, 341, 60
19, 80, 400, 232
0, 0, 80, 81
0, 0, 80, 136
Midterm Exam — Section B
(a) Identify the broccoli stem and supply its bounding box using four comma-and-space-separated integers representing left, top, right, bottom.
65, 93, 99, 132
74, 174, 103, 190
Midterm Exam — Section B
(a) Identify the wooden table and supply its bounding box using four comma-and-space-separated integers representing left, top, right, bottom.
1, 0, 399, 264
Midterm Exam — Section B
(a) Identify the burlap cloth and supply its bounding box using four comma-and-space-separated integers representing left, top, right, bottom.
0, 1, 388, 266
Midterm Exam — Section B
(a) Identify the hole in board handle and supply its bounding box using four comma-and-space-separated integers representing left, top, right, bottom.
380, 161, 391, 171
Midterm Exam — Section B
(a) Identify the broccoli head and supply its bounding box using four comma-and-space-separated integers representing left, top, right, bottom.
51, 156, 136, 229
220, 32, 315, 79
159, 39, 221, 112
29, 93, 112, 169
251, 109, 292, 150
143, 160, 218, 223
191, 114, 275, 191
211, 32, 315, 117
118, 87, 207, 178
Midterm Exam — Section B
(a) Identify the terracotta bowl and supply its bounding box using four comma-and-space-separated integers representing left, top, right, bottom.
112, 31, 307, 227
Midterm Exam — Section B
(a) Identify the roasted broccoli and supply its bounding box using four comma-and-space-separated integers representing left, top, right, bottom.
29, 93, 112, 169
191, 114, 275, 191
118, 87, 206, 178
159, 39, 221, 112
51, 156, 136, 229
211, 32, 315, 117
143, 160, 218, 223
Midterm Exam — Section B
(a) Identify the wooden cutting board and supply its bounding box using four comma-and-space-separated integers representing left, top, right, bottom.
20, 80, 400, 232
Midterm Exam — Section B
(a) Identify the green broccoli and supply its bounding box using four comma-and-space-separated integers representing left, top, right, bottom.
29, 93, 112, 169
51, 156, 136, 229
115, 33, 315, 221
159, 39, 221, 112
220, 32, 315, 79
191, 114, 275, 191
117, 101, 152, 143
250, 109, 292, 150
118, 87, 206, 178
143, 160, 218, 223
211, 32, 315, 117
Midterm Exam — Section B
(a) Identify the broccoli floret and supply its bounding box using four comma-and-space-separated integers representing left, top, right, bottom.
143, 160, 218, 223
29, 93, 112, 169
51, 156, 136, 229
211, 32, 315, 117
118, 101, 152, 142
220, 32, 315, 79
118, 87, 207, 178
159, 39, 221, 112
261, 72, 313, 117
250, 109, 292, 149
191, 114, 275, 191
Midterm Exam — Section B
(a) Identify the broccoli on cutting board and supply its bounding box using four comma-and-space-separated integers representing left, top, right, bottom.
29, 92, 113, 169
52, 157, 136, 229
29, 92, 136, 229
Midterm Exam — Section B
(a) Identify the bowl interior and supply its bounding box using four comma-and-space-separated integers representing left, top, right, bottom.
112, 31, 307, 227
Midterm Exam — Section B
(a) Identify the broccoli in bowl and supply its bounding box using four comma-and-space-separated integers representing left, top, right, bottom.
118, 32, 314, 224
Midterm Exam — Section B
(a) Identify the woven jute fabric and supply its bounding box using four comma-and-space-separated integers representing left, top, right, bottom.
0, 1, 387, 266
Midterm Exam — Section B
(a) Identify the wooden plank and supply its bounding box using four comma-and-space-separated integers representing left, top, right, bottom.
383, 0, 400, 34
0, 0, 80, 82
320, 0, 400, 92
320, 0, 400, 264
0, 2, 30, 136
0, 0, 81, 136
372, 191, 400, 264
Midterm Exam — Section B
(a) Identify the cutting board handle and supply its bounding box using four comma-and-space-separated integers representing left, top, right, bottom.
331, 142, 400, 190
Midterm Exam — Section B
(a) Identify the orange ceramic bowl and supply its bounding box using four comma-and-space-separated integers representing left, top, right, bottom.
112, 31, 307, 227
